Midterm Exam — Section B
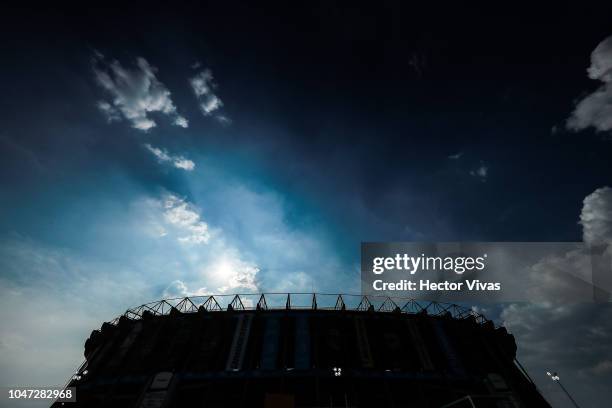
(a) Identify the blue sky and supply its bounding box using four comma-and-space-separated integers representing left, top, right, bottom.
1, 3, 612, 407
0, 45, 361, 402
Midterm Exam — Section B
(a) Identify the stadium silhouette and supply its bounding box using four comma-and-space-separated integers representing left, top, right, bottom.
52, 293, 551, 407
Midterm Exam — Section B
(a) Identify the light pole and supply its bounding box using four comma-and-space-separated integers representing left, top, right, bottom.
546, 371, 581, 408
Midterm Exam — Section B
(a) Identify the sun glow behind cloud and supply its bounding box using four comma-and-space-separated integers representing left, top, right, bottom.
0, 155, 349, 400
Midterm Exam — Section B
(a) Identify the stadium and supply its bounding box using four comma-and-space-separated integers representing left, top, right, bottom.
52, 293, 551, 407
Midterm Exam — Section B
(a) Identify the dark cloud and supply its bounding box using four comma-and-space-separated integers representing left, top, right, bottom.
501, 302, 612, 408
499, 186, 612, 406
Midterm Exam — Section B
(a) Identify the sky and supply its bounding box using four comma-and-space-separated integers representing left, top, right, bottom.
1, 2, 612, 407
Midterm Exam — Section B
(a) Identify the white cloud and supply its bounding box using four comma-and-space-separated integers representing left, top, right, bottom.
507, 186, 612, 303
173, 116, 189, 128
162, 249, 259, 297
158, 250, 260, 297
448, 152, 463, 160
139, 192, 260, 295
143, 143, 195, 171
173, 158, 195, 171
580, 186, 612, 247
210, 251, 259, 293
189, 68, 230, 122
144, 143, 171, 161
190, 69, 214, 98
162, 194, 211, 244
92, 52, 188, 131
567, 35, 612, 133
201, 94, 223, 114
588, 36, 612, 83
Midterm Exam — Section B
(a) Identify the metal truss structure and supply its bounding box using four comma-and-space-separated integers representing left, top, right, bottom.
117, 293, 490, 326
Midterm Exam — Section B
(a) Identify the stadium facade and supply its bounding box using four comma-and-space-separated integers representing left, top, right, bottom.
52, 293, 551, 407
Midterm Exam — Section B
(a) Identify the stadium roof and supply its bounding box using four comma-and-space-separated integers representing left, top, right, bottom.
117, 293, 491, 326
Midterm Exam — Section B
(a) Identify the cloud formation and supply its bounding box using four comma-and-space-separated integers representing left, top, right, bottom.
161, 253, 259, 298
189, 68, 230, 123
140, 191, 260, 295
208, 250, 259, 293
161, 194, 211, 244
580, 186, 612, 246
502, 186, 612, 303
567, 35, 612, 133
0, 156, 348, 394
143, 143, 195, 171
499, 186, 612, 406
470, 164, 488, 180
92, 52, 188, 131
